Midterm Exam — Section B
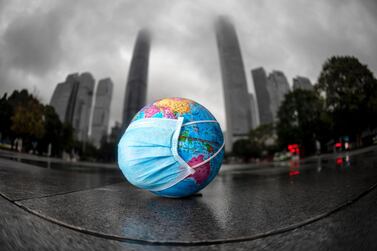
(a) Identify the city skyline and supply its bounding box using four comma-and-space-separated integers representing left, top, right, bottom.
50, 73, 114, 144
0, 0, 376, 131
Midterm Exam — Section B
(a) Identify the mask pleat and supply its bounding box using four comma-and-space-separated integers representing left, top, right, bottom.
127, 153, 176, 168
131, 161, 182, 190
125, 127, 174, 147
118, 117, 192, 192
124, 146, 172, 160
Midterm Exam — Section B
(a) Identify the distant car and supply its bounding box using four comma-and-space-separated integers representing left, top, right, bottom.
273, 152, 292, 162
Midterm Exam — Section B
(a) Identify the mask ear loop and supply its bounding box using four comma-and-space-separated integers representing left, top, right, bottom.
182, 120, 219, 126
171, 117, 195, 172
190, 142, 225, 169
181, 120, 225, 169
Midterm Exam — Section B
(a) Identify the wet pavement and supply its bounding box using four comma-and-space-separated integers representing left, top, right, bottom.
1, 147, 377, 250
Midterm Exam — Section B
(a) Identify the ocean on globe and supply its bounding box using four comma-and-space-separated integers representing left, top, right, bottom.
118, 97, 224, 198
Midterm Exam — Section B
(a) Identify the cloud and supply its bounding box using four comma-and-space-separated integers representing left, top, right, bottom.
0, 0, 376, 131
3, 9, 63, 75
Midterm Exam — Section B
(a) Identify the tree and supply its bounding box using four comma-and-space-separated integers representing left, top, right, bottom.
61, 122, 75, 152
10, 94, 45, 152
98, 135, 116, 162
249, 124, 275, 145
0, 93, 12, 142
249, 123, 276, 157
77, 141, 99, 161
317, 56, 377, 142
232, 139, 254, 161
37, 105, 63, 156
0, 89, 89, 158
277, 89, 329, 155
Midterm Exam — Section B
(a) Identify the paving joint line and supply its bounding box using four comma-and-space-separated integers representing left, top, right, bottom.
13, 182, 125, 202
1, 181, 377, 246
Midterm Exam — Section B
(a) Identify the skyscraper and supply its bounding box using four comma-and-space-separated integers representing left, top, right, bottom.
91, 78, 113, 148
293, 76, 313, 91
267, 70, 290, 121
122, 29, 151, 131
249, 93, 258, 129
50, 81, 70, 122
215, 16, 252, 151
64, 74, 80, 126
50, 72, 94, 142
252, 67, 273, 125
72, 73, 95, 142
50, 73, 79, 123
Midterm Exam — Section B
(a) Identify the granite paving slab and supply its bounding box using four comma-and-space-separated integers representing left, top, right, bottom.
16, 150, 377, 243
0, 158, 123, 201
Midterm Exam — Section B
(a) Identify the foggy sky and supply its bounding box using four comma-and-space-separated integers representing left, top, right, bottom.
0, 0, 376, 131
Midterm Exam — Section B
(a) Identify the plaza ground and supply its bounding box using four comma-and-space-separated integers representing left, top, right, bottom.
0, 147, 377, 250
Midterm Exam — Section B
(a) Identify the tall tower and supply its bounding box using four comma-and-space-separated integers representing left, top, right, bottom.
267, 70, 290, 121
64, 74, 80, 125
249, 93, 258, 129
50, 72, 94, 142
72, 73, 95, 142
50, 73, 79, 123
122, 29, 151, 131
215, 16, 252, 151
91, 78, 113, 148
252, 67, 273, 125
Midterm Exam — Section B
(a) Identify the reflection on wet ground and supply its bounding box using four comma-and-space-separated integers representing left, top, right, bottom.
0, 156, 107, 171
1, 146, 377, 246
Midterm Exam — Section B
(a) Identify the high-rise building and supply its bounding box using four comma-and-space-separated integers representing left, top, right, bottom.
71, 73, 95, 142
267, 70, 290, 121
122, 29, 151, 131
249, 93, 258, 129
50, 73, 79, 123
252, 67, 273, 125
50, 82, 71, 122
50, 72, 94, 142
64, 75, 80, 125
91, 78, 113, 148
293, 76, 313, 91
215, 16, 252, 151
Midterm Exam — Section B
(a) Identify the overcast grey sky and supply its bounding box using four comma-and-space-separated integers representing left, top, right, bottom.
0, 0, 376, 130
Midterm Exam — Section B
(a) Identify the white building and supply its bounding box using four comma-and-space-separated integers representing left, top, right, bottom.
50, 72, 95, 142
267, 70, 290, 121
91, 78, 113, 148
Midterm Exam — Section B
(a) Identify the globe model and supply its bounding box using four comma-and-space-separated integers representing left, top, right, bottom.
122, 97, 224, 198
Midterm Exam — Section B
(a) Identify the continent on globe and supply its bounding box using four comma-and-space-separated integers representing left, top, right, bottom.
187, 155, 211, 185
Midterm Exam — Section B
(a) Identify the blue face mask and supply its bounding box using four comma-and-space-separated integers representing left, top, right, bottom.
118, 117, 224, 192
